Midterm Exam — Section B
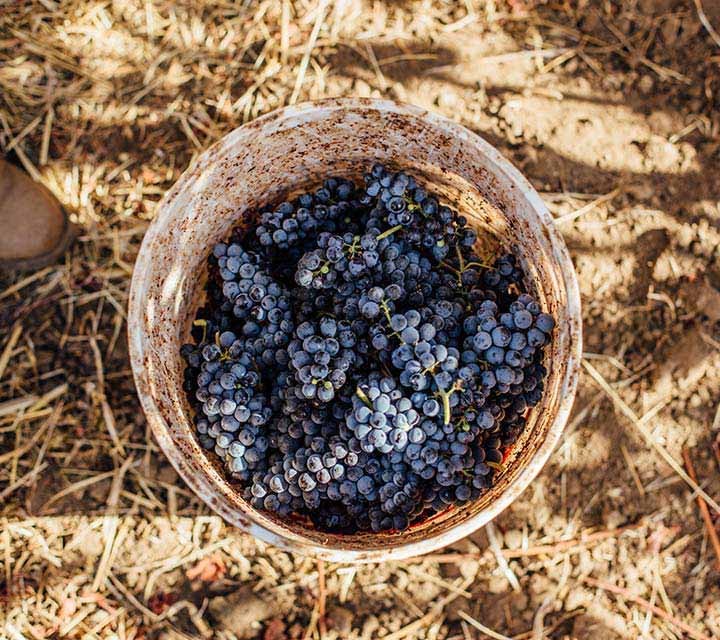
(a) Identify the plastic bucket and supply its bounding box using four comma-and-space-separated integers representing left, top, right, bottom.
128, 98, 582, 562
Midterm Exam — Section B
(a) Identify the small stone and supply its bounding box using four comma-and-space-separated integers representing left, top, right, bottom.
625, 182, 654, 201
503, 528, 523, 550
438, 89, 459, 110
354, 79, 372, 97
263, 619, 286, 640
390, 83, 407, 102
326, 606, 353, 636
209, 586, 279, 639
157, 463, 179, 484
444, 596, 471, 622
488, 574, 508, 593
440, 562, 461, 579
458, 558, 480, 582
362, 615, 380, 638
511, 590, 529, 611
529, 573, 552, 595
638, 75, 653, 94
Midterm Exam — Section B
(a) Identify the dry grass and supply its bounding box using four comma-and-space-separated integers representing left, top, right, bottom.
2, 1, 720, 639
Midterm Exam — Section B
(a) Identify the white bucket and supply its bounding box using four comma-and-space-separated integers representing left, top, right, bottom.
128, 98, 582, 562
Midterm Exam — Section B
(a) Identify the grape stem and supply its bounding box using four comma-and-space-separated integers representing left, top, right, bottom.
344, 235, 361, 256
463, 260, 492, 270
403, 195, 420, 213
378, 298, 404, 343
435, 379, 464, 425
376, 224, 403, 240
455, 245, 465, 272
380, 298, 393, 326
355, 386, 373, 409
193, 319, 208, 343
439, 390, 451, 426
439, 260, 461, 275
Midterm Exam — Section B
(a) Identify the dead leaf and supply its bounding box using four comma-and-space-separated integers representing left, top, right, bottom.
507, 0, 532, 15
679, 277, 720, 322
80, 589, 117, 613
264, 618, 287, 640
186, 552, 227, 583
28, 625, 49, 640
58, 596, 77, 621
148, 591, 177, 615
288, 623, 305, 639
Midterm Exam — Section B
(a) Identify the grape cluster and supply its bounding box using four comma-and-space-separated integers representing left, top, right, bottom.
295, 231, 380, 289
256, 178, 358, 251
213, 243, 294, 368
181, 163, 555, 533
347, 375, 420, 454
365, 164, 477, 261
286, 318, 355, 403
184, 340, 272, 480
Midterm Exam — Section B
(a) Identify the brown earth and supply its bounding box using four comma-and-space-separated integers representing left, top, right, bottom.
2, 1, 720, 639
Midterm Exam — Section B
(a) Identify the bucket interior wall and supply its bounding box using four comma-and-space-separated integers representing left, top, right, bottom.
131, 99, 579, 559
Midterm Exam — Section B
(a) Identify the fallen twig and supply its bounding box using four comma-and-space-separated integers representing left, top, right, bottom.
0, 407, 56, 465
553, 187, 620, 224
458, 610, 512, 640
693, 0, 720, 49
289, 0, 329, 104
583, 577, 712, 640
682, 447, 720, 571
583, 360, 720, 515
0, 324, 23, 381
502, 522, 643, 559
382, 577, 474, 640
317, 558, 327, 639
512, 609, 584, 639
486, 521, 520, 591
406, 523, 642, 565
0, 463, 48, 501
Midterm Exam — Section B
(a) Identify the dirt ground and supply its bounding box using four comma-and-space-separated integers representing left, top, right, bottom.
2, 1, 720, 638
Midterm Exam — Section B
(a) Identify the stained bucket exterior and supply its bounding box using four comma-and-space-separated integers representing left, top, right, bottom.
128, 98, 582, 563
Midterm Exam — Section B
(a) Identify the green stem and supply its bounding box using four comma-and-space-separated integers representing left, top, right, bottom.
193, 319, 208, 344
440, 390, 451, 425
376, 224, 403, 240
439, 260, 461, 275
344, 235, 361, 256
214, 331, 234, 361
403, 195, 420, 213
463, 260, 492, 270
355, 386, 373, 409
455, 244, 466, 272
380, 298, 393, 326
436, 378, 464, 426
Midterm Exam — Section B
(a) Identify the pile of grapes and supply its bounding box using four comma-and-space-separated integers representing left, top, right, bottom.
181, 164, 554, 533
